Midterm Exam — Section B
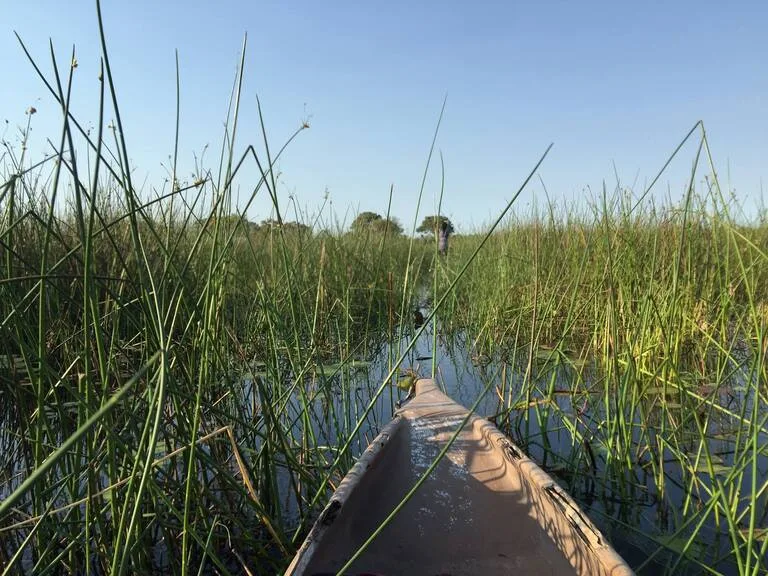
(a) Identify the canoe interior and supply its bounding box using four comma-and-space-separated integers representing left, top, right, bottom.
287, 379, 633, 576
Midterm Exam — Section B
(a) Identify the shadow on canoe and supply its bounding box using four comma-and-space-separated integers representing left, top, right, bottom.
287, 378, 633, 576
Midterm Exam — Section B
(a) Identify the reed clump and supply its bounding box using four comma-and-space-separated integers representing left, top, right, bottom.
0, 24, 438, 573
438, 185, 768, 572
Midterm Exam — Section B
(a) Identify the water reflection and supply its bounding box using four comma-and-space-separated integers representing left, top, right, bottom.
273, 323, 766, 575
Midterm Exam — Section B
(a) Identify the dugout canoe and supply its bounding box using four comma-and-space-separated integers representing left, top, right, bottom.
286, 378, 633, 575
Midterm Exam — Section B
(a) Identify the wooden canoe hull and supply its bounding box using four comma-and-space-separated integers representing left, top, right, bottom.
287, 378, 633, 575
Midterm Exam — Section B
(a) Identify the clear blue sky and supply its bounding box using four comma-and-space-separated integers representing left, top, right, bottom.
2, 1, 766, 230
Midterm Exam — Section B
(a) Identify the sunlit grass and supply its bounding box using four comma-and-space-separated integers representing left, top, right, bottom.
0, 14, 435, 574
1, 8, 767, 576
438, 141, 768, 573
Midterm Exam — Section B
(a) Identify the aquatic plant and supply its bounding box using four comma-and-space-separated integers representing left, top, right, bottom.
1, 6, 766, 575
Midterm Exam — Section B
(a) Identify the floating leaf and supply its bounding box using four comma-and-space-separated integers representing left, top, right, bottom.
316, 360, 370, 373
534, 348, 558, 362
739, 528, 768, 542
395, 374, 416, 391
691, 460, 731, 476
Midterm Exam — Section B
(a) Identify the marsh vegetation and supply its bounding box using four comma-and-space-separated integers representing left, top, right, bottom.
1, 17, 767, 576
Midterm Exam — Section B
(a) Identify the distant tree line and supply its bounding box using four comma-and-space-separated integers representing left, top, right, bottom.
349, 212, 454, 238
349, 212, 404, 236
204, 215, 313, 235
212, 212, 454, 243
415, 215, 454, 236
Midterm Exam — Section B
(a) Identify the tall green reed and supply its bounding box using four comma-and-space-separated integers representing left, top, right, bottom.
0, 16, 432, 575
437, 124, 767, 573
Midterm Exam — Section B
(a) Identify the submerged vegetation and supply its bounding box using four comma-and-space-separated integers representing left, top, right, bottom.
1, 13, 767, 576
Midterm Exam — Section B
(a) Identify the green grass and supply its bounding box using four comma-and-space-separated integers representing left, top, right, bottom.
0, 20, 439, 574
435, 142, 768, 573
1, 10, 767, 575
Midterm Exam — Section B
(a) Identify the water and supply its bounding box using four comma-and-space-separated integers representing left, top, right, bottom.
1, 325, 765, 573
277, 323, 767, 575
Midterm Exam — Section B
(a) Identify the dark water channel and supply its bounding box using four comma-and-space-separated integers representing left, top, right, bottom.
275, 323, 767, 575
